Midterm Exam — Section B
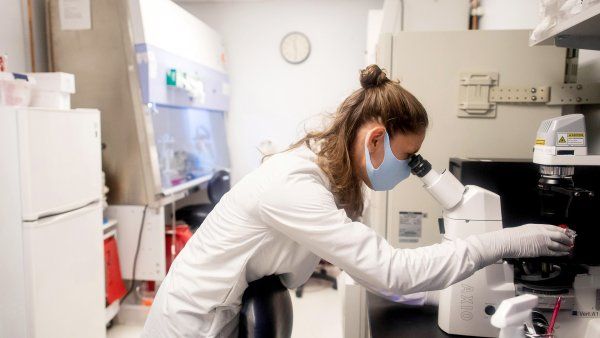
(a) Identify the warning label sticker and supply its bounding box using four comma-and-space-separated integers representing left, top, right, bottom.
557, 132, 585, 146
399, 212, 423, 243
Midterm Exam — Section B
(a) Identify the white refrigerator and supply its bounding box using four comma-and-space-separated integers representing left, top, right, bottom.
0, 107, 105, 337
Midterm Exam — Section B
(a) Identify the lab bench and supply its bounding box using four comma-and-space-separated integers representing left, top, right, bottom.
367, 292, 480, 338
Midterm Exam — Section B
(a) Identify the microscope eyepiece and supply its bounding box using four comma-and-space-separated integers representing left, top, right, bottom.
408, 154, 432, 178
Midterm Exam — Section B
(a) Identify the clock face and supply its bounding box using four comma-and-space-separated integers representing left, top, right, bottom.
280, 32, 311, 64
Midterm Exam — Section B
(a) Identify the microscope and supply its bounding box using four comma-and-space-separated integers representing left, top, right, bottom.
408, 114, 600, 337
518, 114, 600, 337
408, 154, 515, 337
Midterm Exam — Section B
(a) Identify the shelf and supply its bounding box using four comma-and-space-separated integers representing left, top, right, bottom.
103, 219, 118, 232
530, 3, 600, 50
103, 229, 117, 240
105, 300, 120, 325
159, 173, 214, 198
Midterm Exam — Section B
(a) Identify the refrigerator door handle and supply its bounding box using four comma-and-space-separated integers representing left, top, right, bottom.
23, 202, 101, 228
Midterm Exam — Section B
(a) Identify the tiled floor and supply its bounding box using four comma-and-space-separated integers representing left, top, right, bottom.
290, 278, 343, 338
107, 324, 144, 338
108, 277, 343, 338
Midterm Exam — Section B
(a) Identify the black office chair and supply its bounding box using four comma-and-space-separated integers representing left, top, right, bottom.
239, 275, 293, 338
295, 261, 337, 298
176, 170, 231, 231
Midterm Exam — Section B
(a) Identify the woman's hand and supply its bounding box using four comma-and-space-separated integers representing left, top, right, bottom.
468, 224, 574, 267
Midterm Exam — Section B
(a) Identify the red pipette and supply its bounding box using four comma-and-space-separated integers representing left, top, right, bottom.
547, 296, 562, 334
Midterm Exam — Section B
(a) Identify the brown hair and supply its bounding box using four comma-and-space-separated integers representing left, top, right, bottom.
291, 64, 428, 220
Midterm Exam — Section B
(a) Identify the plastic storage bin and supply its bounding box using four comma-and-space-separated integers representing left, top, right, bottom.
27, 72, 75, 109
0, 73, 33, 107
104, 236, 127, 305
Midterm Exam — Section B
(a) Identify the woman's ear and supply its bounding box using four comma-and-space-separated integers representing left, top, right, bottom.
367, 126, 386, 152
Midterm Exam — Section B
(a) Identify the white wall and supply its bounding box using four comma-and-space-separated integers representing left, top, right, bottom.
179, 0, 383, 181
402, 0, 470, 31
0, 0, 47, 73
1, 0, 28, 72
479, 0, 540, 30
380, 0, 470, 34
366, 9, 383, 65
578, 49, 600, 155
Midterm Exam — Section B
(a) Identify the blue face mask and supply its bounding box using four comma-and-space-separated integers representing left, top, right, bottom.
365, 131, 410, 191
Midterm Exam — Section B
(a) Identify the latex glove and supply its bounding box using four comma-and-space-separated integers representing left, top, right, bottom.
468, 224, 574, 267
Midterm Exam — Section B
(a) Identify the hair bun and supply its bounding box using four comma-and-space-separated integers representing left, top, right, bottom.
360, 64, 389, 89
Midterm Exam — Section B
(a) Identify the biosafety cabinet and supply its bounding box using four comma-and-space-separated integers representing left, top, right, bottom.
47, 0, 230, 322
48, 0, 230, 206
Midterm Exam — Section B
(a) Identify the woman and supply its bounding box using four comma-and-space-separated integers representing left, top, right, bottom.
143, 65, 572, 337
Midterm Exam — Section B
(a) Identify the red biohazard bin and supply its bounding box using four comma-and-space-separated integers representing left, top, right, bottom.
166, 225, 193, 272
104, 236, 127, 305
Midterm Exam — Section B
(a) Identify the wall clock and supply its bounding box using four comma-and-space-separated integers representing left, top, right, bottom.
280, 32, 311, 64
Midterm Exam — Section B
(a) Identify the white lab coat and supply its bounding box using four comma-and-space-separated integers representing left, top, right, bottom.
142, 146, 486, 338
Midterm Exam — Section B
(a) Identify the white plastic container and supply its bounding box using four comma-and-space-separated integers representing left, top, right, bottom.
0, 73, 33, 107
27, 72, 75, 109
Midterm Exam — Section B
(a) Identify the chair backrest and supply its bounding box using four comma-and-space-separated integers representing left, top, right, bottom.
239, 275, 293, 338
207, 170, 231, 205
